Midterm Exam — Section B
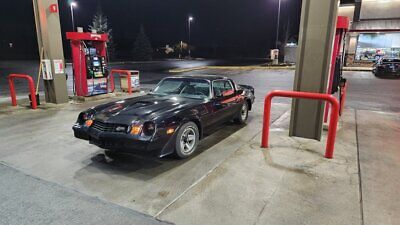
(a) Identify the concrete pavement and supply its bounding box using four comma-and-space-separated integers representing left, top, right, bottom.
356, 110, 400, 225
158, 109, 362, 225
0, 96, 288, 217
0, 163, 171, 225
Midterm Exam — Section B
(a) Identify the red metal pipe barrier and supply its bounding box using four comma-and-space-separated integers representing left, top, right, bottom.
109, 69, 132, 95
261, 90, 340, 159
108, 72, 115, 93
8, 74, 37, 110
340, 82, 348, 116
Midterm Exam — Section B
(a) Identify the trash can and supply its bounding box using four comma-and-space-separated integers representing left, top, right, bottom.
120, 70, 140, 92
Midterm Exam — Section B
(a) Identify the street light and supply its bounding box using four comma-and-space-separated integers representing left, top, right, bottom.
70, 1, 77, 32
275, 0, 281, 49
188, 16, 194, 58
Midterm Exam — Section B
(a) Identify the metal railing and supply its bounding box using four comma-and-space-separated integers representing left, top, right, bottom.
261, 90, 340, 159
8, 74, 37, 110
108, 69, 133, 95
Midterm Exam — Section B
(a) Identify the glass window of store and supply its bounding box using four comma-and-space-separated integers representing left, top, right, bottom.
356, 33, 400, 62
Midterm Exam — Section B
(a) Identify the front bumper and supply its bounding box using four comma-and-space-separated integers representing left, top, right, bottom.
73, 124, 169, 153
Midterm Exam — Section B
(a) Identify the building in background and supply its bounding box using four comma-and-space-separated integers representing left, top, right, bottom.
339, 0, 400, 66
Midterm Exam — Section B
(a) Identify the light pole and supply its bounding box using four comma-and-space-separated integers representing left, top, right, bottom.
188, 16, 194, 58
275, 0, 281, 49
70, 1, 77, 32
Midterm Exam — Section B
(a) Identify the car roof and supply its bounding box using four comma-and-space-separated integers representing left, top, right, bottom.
168, 74, 229, 81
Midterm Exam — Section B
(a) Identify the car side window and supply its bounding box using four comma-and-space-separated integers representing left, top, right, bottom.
213, 80, 234, 98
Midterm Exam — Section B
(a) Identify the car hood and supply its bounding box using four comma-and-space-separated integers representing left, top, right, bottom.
93, 94, 203, 124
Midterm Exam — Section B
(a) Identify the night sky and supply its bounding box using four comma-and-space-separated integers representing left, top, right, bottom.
1, 0, 303, 59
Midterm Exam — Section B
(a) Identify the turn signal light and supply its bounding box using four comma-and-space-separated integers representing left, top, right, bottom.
166, 128, 175, 135
85, 120, 93, 127
130, 125, 142, 135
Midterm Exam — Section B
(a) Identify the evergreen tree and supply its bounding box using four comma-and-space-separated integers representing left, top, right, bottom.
89, 5, 116, 60
132, 26, 153, 61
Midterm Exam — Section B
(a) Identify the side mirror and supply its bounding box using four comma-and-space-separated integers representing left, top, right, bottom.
236, 89, 244, 95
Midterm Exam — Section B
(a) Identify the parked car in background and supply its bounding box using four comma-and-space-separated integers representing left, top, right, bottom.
372, 58, 400, 77
73, 75, 255, 159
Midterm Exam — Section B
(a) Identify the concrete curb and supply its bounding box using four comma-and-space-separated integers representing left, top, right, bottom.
169, 66, 208, 73
169, 65, 295, 73
343, 67, 372, 72
169, 65, 373, 73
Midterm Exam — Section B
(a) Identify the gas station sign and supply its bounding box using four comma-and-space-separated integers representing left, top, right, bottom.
49, 4, 58, 13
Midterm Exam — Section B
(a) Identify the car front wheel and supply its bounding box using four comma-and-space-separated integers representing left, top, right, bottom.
175, 122, 199, 159
234, 102, 249, 124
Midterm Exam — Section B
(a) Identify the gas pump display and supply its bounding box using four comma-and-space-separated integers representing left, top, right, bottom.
86, 47, 108, 95
66, 32, 109, 97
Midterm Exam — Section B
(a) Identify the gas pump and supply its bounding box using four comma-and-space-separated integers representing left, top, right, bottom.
66, 32, 109, 97
324, 16, 350, 122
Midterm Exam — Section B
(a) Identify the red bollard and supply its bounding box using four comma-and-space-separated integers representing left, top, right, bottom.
8, 74, 37, 110
110, 69, 133, 95
108, 73, 115, 93
261, 94, 273, 148
340, 82, 348, 116
8, 76, 17, 107
261, 90, 340, 159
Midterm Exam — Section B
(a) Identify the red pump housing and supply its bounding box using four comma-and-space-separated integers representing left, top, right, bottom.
324, 16, 350, 122
66, 32, 109, 97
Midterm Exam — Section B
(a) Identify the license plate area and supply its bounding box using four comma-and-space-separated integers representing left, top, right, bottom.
90, 128, 102, 139
89, 137, 104, 147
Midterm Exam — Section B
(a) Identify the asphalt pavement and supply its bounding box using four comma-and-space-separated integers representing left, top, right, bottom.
0, 59, 264, 98
3, 60, 399, 113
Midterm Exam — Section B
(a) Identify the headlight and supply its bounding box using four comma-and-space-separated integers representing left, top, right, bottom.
142, 122, 156, 136
78, 112, 94, 125
128, 121, 156, 136
82, 112, 94, 121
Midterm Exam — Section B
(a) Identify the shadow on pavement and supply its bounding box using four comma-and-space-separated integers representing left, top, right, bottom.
82, 122, 246, 181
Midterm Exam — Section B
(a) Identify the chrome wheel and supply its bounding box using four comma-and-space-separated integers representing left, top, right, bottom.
234, 102, 249, 124
180, 126, 197, 155
175, 122, 199, 159
240, 103, 248, 121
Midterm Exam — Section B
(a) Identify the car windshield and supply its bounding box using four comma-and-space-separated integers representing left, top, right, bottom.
152, 78, 211, 99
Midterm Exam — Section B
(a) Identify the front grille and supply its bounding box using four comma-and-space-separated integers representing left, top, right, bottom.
91, 120, 127, 133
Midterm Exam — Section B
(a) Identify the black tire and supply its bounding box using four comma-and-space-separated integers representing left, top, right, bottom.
175, 122, 199, 159
234, 101, 249, 124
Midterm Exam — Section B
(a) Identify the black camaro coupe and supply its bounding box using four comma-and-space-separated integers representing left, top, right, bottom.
73, 75, 255, 159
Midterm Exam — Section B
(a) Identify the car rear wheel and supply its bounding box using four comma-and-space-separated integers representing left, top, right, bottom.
234, 102, 249, 124
175, 122, 199, 159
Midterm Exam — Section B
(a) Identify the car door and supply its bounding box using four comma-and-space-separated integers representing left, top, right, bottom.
211, 80, 237, 124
